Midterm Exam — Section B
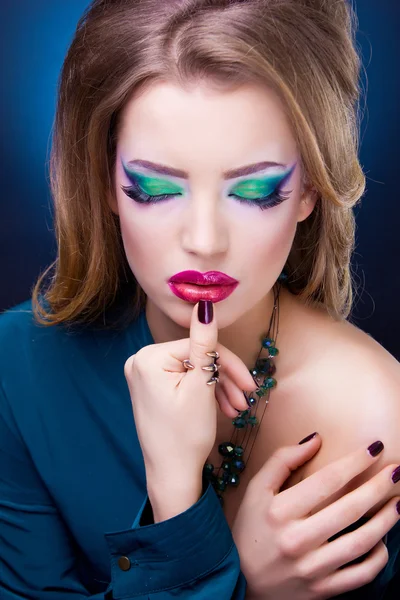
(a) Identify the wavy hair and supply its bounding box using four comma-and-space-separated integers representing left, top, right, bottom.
32, 0, 366, 329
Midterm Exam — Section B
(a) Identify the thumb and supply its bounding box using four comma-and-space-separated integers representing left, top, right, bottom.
188, 300, 219, 384
256, 432, 322, 494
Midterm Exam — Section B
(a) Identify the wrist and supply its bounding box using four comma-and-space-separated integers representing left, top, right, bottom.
146, 474, 204, 523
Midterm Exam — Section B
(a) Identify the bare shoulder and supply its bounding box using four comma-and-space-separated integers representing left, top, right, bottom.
279, 290, 400, 512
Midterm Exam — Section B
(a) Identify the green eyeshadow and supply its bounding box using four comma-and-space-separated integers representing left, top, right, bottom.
122, 159, 295, 202
123, 162, 184, 196
229, 170, 292, 200
133, 172, 184, 195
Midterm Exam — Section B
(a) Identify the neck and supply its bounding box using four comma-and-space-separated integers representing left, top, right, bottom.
145, 286, 292, 372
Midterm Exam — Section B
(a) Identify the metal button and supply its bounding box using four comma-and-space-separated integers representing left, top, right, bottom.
118, 556, 131, 571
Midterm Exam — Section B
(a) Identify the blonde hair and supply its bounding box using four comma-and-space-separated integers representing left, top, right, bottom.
32, 0, 366, 330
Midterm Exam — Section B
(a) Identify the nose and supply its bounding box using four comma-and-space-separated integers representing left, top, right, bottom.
181, 195, 228, 259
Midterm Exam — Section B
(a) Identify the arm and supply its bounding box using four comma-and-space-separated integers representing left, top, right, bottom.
0, 382, 247, 599
293, 342, 400, 599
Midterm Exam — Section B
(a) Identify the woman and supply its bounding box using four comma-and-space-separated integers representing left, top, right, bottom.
0, 0, 399, 598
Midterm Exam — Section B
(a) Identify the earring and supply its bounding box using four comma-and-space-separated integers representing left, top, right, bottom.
278, 269, 288, 283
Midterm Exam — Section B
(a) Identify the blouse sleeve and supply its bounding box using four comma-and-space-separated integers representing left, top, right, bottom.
0, 382, 247, 599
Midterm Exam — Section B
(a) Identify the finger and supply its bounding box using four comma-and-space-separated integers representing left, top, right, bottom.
276, 441, 385, 521
251, 433, 322, 495
215, 385, 240, 419
295, 463, 400, 551
297, 496, 400, 581
153, 335, 257, 392
154, 303, 218, 379
220, 375, 249, 413
212, 344, 258, 393
310, 539, 389, 598
188, 300, 219, 386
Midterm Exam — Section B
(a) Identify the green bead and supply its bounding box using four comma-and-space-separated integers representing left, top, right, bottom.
228, 473, 240, 486
232, 417, 246, 428
241, 409, 250, 417
218, 442, 235, 457
265, 377, 277, 388
234, 445, 244, 456
278, 271, 288, 282
222, 461, 231, 472
232, 459, 245, 472
262, 337, 275, 349
256, 387, 267, 397
248, 416, 258, 426
222, 470, 230, 482
203, 463, 214, 474
255, 357, 271, 374
217, 478, 227, 491
269, 347, 279, 357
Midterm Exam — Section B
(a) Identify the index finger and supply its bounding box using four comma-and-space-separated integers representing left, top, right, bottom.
188, 300, 219, 385
275, 441, 385, 521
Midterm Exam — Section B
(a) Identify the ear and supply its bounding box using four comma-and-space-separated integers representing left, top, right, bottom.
297, 184, 318, 223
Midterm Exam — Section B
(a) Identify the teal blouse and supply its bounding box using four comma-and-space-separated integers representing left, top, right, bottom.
0, 299, 399, 599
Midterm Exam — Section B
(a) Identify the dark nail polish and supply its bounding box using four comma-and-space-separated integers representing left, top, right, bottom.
299, 432, 318, 445
243, 392, 253, 408
392, 466, 400, 484
368, 441, 384, 457
396, 501, 400, 515
198, 300, 213, 324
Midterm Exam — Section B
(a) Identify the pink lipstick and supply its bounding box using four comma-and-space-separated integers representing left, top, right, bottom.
168, 270, 239, 303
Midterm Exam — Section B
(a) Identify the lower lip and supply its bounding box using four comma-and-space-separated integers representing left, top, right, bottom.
168, 282, 238, 303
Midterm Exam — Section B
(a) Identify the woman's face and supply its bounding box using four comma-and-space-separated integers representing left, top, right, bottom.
110, 80, 316, 329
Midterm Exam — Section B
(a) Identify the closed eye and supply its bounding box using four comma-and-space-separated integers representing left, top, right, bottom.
121, 163, 295, 210
228, 187, 292, 210
121, 180, 291, 210
121, 180, 183, 204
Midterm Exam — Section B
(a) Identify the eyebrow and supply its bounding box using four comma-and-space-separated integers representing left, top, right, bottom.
125, 159, 289, 180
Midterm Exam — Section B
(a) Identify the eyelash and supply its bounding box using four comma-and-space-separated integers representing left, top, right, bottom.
120, 180, 291, 211
228, 188, 291, 210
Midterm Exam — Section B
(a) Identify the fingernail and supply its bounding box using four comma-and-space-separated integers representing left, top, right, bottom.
249, 372, 260, 388
392, 466, 400, 484
396, 501, 400, 515
198, 300, 213, 324
299, 432, 318, 444
243, 392, 253, 408
368, 441, 384, 457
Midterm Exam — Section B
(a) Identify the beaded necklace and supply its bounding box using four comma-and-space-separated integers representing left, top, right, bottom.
202, 279, 282, 506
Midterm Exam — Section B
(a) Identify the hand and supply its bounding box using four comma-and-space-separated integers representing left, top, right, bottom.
232, 434, 400, 599
124, 300, 257, 518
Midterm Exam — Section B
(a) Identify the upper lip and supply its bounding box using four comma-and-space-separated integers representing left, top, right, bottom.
169, 270, 238, 286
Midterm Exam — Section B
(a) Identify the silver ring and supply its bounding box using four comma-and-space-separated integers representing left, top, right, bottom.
181, 350, 220, 385
182, 359, 195, 370
203, 350, 220, 385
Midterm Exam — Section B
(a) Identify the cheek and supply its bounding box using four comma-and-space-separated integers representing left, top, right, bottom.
117, 201, 169, 278
232, 199, 299, 270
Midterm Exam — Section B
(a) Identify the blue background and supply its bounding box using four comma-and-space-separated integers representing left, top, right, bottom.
1, 1, 399, 359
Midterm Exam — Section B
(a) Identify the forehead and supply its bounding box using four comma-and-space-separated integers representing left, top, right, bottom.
117, 80, 298, 172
